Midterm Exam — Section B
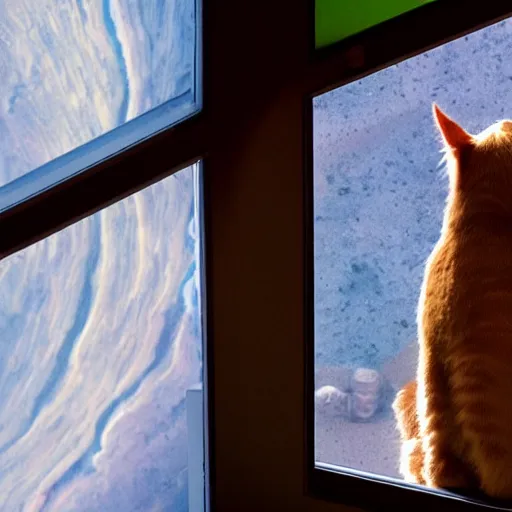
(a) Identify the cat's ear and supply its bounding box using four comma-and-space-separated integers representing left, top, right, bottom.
433, 104, 473, 151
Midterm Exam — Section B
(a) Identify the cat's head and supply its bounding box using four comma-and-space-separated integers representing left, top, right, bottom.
434, 104, 512, 204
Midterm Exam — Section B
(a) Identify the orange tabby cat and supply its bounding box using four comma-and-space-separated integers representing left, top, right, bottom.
393, 104, 512, 499
392, 380, 426, 485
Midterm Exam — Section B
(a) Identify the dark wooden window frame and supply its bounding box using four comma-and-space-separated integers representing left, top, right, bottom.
1, 2, 511, 511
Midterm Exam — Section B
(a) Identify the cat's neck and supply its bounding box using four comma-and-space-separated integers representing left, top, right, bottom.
445, 195, 512, 236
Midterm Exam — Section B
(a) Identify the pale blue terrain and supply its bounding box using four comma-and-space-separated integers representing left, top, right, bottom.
313, 18, 512, 483
0, 1, 201, 511
314, 19, 512, 369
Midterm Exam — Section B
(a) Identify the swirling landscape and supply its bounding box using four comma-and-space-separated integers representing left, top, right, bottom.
0, 1, 201, 510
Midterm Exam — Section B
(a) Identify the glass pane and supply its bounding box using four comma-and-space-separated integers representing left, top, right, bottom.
0, 1, 200, 211
315, 0, 436, 49
313, 18, 511, 481
0, 163, 206, 511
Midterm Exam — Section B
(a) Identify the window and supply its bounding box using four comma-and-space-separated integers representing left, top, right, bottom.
313, 17, 512, 481
0, 164, 205, 511
0, 0, 200, 211
4, 2, 512, 512
308, 6, 512, 512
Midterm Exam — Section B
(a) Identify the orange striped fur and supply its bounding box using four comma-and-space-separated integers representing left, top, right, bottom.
393, 105, 512, 499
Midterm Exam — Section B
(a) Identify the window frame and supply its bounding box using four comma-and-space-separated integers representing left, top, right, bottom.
1, 1, 511, 511
306, 3, 512, 511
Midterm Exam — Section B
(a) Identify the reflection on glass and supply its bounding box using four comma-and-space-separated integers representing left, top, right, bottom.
313, 19, 511, 478
0, 0, 200, 210
0, 164, 204, 511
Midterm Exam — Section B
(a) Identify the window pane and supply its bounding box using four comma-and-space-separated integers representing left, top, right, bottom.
0, 1, 200, 211
315, 0, 436, 49
0, 163, 206, 511
313, 19, 510, 480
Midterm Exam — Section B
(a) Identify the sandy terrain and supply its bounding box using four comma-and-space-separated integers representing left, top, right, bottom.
315, 342, 418, 478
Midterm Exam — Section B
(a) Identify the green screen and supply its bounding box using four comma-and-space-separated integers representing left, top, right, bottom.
315, 0, 437, 49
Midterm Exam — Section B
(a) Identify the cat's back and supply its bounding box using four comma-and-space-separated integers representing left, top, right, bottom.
443, 203, 512, 350
423, 116, 512, 351
437, 122, 512, 497
407, 107, 512, 498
